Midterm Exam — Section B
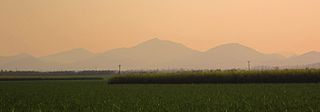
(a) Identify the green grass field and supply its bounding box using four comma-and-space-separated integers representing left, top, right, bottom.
0, 80, 319, 112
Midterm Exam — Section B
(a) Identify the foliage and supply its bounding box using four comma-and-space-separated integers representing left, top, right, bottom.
108, 69, 320, 84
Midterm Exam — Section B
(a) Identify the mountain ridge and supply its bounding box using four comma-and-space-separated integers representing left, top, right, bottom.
40, 48, 95, 64
0, 38, 319, 70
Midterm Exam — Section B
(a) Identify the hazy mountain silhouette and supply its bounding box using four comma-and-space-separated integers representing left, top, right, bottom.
284, 51, 320, 66
0, 53, 34, 65
0, 53, 53, 70
277, 51, 298, 58
308, 62, 320, 68
71, 38, 201, 69
0, 38, 319, 71
190, 43, 285, 69
70, 40, 287, 70
40, 48, 95, 64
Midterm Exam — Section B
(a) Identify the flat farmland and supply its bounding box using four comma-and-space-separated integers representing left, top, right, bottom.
0, 80, 319, 112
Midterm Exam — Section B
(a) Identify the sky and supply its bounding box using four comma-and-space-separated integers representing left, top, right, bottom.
1, 0, 320, 56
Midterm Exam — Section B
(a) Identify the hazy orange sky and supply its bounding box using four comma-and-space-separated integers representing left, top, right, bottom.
1, 0, 320, 56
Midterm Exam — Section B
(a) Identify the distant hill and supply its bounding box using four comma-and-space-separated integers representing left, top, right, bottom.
0, 38, 319, 70
0, 53, 34, 65
284, 51, 320, 66
71, 38, 201, 69
309, 63, 320, 68
0, 53, 54, 71
40, 48, 95, 64
194, 43, 285, 69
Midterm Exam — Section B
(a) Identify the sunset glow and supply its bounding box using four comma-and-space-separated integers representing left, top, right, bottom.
1, 0, 320, 56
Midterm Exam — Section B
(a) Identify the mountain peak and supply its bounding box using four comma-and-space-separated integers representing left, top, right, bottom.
139, 38, 164, 44
68, 48, 90, 52
71, 48, 88, 51
150, 37, 161, 41
134, 38, 186, 49
216, 43, 250, 49
301, 51, 320, 57
207, 43, 256, 52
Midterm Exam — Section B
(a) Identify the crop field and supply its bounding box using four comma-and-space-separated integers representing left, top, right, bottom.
109, 69, 320, 84
0, 80, 320, 112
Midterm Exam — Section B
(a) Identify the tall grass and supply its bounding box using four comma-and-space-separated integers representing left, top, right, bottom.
108, 69, 320, 84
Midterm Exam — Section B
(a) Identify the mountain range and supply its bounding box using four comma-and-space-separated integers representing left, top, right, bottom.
1, 38, 319, 71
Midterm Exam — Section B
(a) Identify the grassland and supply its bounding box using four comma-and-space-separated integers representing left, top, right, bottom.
0, 80, 320, 112
109, 69, 320, 84
1, 69, 320, 111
